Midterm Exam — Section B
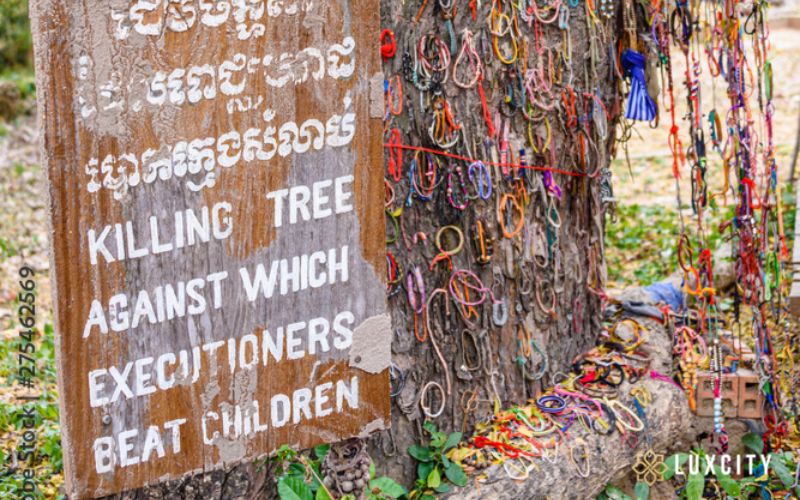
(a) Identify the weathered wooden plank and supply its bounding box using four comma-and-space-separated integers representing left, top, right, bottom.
29, 1, 389, 497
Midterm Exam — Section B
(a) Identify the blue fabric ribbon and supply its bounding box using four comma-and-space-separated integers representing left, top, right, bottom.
622, 49, 657, 122
644, 280, 685, 311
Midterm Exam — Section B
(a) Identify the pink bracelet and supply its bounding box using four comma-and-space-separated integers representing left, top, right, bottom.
448, 268, 499, 306
554, 385, 603, 414
649, 370, 683, 389
406, 266, 426, 314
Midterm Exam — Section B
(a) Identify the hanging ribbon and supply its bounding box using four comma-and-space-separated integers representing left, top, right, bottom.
621, 49, 657, 122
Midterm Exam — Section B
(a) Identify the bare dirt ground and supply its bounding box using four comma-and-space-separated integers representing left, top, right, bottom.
0, 115, 49, 317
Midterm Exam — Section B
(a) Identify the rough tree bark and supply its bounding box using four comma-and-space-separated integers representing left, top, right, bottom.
370, 0, 614, 488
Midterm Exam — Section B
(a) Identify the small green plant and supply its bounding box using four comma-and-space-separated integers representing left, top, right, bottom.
0, 236, 18, 260
272, 444, 327, 499
598, 479, 650, 500
40, 425, 63, 473
407, 422, 468, 499
273, 444, 407, 500
0, 69, 35, 100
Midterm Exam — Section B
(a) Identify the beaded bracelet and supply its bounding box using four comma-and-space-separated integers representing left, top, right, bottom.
453, 29, 483, 89
446, 164, 470, 210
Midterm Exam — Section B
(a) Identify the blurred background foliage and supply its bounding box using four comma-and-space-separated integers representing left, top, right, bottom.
0, 0, 34, 119
0, 0, 31, 70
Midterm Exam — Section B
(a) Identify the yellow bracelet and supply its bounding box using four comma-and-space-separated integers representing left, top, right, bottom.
630, 386, 652, 408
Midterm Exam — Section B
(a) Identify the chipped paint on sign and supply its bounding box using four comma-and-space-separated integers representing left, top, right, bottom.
349, 314, 392, 374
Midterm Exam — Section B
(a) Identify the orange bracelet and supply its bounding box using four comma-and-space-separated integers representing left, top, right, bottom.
498, 193, 524, 238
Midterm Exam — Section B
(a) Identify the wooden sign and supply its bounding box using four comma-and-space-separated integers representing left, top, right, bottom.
29, 1, 389, 497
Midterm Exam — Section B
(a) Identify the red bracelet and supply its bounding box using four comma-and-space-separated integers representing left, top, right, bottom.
380, 29, 396, 62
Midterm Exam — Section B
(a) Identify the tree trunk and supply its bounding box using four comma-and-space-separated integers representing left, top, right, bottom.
371, 0, 614, 487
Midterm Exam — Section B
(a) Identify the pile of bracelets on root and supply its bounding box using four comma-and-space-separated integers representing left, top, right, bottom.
379, 0, 795, 492
446, 316, 663, 480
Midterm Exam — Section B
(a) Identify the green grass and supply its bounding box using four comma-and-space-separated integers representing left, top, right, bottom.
1, 312, 63, 498
0, 237, 18, 260
605, 203, 681, 286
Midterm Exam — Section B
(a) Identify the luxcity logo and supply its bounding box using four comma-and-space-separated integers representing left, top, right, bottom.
672, 453, 770, 477
630, 450, 773, 487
